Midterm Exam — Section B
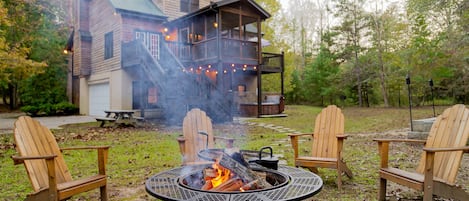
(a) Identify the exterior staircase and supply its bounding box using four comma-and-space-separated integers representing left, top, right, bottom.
122, 40, 232, 124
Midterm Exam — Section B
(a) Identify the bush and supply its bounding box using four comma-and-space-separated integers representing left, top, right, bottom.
20, 105, 40, 116
20, 102, 78, 116
55, 102, 79, 115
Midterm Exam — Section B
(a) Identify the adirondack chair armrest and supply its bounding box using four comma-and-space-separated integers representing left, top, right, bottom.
423, 146, 469, 153
11, 155, 57, 165
213, 136, 235, 148
336, 135, 348, 159
60, 145, 110, 151
12, 154, 59, 194
336, 134, 348, 139
373, 138, 427, 144
177, 137, 186, 156
374, 139, 426, 169
288, 133, 314, 159
60, 146, 110, 175
288, 132, 314, 137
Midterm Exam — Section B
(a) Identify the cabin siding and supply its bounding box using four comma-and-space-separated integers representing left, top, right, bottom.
153, 0, 220, 21
121, 17, 164, 43
89, 0, 122, 74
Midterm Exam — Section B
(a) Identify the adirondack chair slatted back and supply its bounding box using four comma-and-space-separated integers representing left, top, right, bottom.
14, 116, 72, 192
312, 105, 344, 158
182, 108, 215, 163
416, 104, 469, 185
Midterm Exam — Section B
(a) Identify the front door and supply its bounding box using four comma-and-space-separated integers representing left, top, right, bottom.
135, 31, 160, 60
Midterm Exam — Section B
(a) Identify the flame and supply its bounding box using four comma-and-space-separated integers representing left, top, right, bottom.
210, 162, 231, 188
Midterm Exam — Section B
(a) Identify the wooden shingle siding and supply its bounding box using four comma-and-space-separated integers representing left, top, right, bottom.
89, 0, 122, 74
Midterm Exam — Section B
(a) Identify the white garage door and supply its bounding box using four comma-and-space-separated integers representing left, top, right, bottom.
89, 83, 110, 116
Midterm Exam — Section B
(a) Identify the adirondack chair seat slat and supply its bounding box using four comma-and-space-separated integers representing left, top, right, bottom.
296, 157, 337, 163
57, 175, 107, 199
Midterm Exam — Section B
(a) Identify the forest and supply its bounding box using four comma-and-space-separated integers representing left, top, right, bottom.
0, 0, 468, 111
261, 0, 469, 107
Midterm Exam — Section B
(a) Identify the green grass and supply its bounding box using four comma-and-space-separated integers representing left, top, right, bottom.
0, 105, 466, 200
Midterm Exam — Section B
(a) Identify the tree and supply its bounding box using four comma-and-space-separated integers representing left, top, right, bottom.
303, 31, 341, 105
0, 0, 47, 109
332, 0, 370, 107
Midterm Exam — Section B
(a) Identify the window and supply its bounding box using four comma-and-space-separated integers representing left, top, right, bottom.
237, 84, 246, 97
180, 0, 199, 13
135, 31, 160, 60
132, 81, 159, 109
104, 32, 113, 59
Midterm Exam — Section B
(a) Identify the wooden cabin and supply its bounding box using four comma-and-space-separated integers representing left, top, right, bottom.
67, 0, 284, 124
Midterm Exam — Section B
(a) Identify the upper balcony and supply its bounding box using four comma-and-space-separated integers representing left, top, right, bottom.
162, 0, 279, 71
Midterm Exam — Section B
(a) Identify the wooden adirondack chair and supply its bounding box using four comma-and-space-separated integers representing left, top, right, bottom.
11, 116, 109, 201
289, 105, 353, 189
177, 108, 235, 165
375, 104, 469, 201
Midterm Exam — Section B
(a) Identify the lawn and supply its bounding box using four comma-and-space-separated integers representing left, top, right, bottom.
1, 105, 468, 201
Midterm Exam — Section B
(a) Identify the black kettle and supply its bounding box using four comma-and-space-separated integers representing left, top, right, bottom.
252, 146, 279, 170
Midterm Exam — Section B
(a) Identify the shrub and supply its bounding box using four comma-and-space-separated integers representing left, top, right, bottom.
55, 102, 78, 115
20, 105, 40, 116
20, 102, 78, 116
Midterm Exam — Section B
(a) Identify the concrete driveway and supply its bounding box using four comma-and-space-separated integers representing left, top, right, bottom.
0, 112, 96, 134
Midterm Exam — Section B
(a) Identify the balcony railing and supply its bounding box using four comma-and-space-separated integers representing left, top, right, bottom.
262, 52, 283, 73
165, 38, 259, 65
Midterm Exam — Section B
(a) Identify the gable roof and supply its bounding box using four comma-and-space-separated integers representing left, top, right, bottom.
216, 0, 270, 19
110, 0, 166, 19
171, 0, 271, 24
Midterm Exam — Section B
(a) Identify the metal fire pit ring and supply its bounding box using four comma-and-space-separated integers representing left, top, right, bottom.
145, 164, 323, 201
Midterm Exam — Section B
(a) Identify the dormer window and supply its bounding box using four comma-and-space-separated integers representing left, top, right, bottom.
180, 0, 199, 13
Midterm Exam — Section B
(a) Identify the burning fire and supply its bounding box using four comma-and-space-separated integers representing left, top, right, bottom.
209, 162, 231, 188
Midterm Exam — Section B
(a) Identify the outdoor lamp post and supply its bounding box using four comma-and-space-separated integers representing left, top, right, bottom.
406, 74, 413, 131
429, 78, 436, 117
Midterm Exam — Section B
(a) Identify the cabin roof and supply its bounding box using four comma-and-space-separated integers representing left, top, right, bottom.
170, 0, 271, 24
110, 0, 166, 18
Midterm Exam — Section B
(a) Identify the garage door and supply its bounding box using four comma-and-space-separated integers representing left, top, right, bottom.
89, 83, 110, 116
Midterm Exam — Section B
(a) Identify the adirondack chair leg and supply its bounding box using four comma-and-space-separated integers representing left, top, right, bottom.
339, 161, 353, 178
378, 178, 387, 201
25, 189, 50, 201
100, 185, 108, 201
306, 167, 318, 173
336, 168, 343, 190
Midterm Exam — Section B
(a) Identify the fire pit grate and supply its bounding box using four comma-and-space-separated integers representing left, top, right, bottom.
146, 164, 323, 201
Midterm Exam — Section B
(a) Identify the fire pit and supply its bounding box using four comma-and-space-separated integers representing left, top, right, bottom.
146, 164, 323, 200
